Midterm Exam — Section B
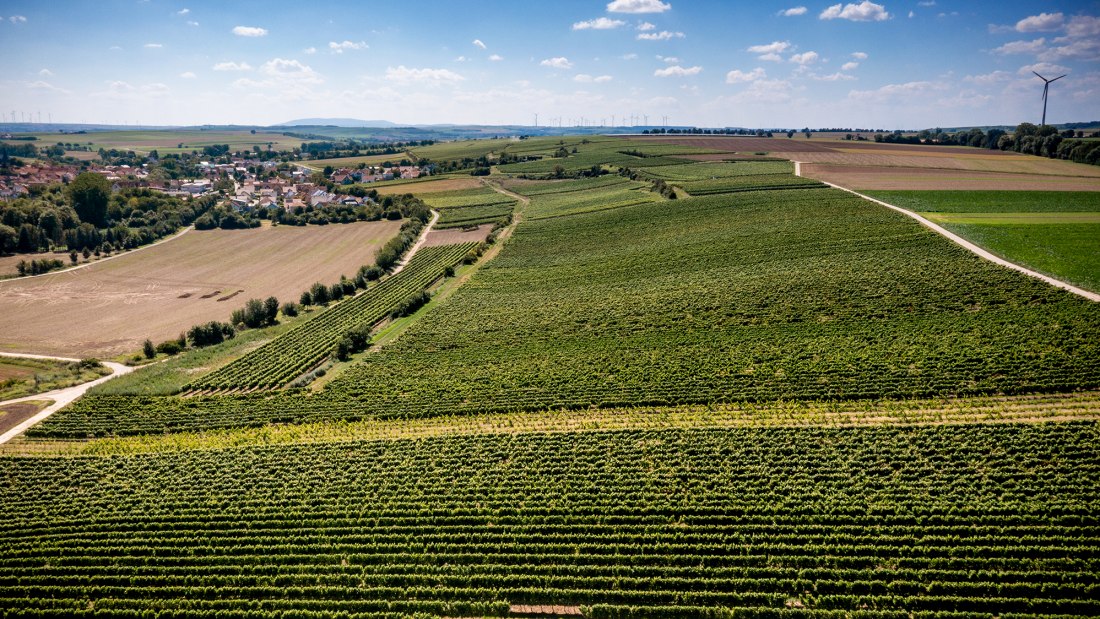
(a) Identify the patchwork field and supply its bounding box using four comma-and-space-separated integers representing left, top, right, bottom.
3, 129, 306, 155
2, 141, 1099, 619
865, 190, 1100, 293
0, 220, 402, 357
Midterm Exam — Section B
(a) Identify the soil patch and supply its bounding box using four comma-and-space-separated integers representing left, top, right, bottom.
423, 225, 493, 247
0, 400, 51, 434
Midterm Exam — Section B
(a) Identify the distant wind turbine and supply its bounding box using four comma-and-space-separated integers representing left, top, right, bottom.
1033, 71, 1066, 127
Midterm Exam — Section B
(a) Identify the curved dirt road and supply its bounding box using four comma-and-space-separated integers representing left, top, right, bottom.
0, 352, 133, 444
793, 161, 1100, 303
391, 209, 440, 275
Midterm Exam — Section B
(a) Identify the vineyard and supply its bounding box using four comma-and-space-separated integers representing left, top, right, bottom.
1, 423, 1098, 617
182, 243, 476, 392
3, 138, 1100, 619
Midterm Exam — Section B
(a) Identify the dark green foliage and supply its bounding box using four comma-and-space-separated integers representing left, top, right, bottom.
280, 301, 299, 318
154, 339, 182, 356
389, 290, 431, 319
66, 172, 110, 227
187, 321, 235, 348
3, 423, 1099, 616
14, 258, 63, 276
309, 282, 330, 306
142, 339, 155, 359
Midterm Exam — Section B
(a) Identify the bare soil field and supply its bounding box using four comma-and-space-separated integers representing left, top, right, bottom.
373, 177, 484, 195
678, 153, 789, 161
423, 224, 493, 247
633, 136, 837, 152
0, 221, 402, 358
833, 142, 1025, 156
801, 162, 1100, 191
0, 401, 51, 435
0, 252, 76, 278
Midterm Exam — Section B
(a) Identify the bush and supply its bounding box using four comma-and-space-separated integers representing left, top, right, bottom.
309, 282, 330, 306
188, 321, 235, 347
142, 339, 155, 359
390, 290, 431, 319
299, 290, 312, 306
280, 302, 299, 317
154, 340, 182, 356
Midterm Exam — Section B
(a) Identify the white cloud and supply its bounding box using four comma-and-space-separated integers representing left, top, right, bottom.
908, 10, 915, 18
232, 25, 267, 37
747, 41, 791, 57
540, 57, 574, 69
38, 68, 53, 76
489, 54, 503, 61
1065, 15, 1100, 39
780, 7, 808, 16
144, 43, 163, 49
213, 61, 252, 71
815, 72, 856, 81
574, 74, 614, 83
851, 51, 868, 59
473, 39, 487, 49
993, 38, 1046, 55
917, 1, 936, 5
26, 81, 69, 95
637, 21, 656, 30
848, 80, 947, 101
1041, 37, 1100, 62
1015, 12, 1063, 32
573, 17, 626, 30
9, 15, 27, 24
179, 71, 197, 79
1018, 62, 1069, 76
726, 67, 766, 83
789, 51, 819, 65
841, 61, 859, 70
329, 40, 367, 53
385, 65, 465, 85
820, 1, 890, 22
621, 53, 639, 60
637, 30, 685, 40
261, 58, 322, 84
95, 81, 170, 99
963, 70, 1011, 84
454, 55, 469, 62
303, 47, 316, 54
657, 55, 680, 64
654, 65, 702, 77
606, 0, 671, 14
757, 53, 784, 62
186, 20, 198, 26
727, 79, 793, 104
176, 8, 190, 16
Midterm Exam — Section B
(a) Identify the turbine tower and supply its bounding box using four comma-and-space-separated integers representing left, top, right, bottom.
1033, 71, 1066, 127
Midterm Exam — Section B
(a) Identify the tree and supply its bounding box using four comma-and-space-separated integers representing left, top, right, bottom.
67, 172, 111, 227
0, 224, 17, 255
142, 339, 156, 359
264, 296, 279, 325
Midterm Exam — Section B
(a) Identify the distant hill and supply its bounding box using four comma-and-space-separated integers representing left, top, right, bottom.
275, 118, 398, 128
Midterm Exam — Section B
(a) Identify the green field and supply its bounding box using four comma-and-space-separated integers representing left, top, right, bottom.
4, 129, 307, 155
867, 190, 1100, 292
3, 141, 1099, 619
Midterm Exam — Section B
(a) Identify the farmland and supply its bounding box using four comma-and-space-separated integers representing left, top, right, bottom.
865, 190, 1100, 292
2, 138, 1100, 619
2, 129, 307, 156
0, 220, 403, 357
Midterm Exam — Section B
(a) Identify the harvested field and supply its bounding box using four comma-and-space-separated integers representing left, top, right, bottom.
801, 162, 1100, 191
834, 142, 1027, 155
372, 176, 484, 195
0, 400, 51, 435
0, 221, 403, 358
300, 152, 408, 171
793, 150, 1100, 176
422, 224, 493, 247
678, 153, 787, 161
633, 135, 837, 152
0, 252, 72, 278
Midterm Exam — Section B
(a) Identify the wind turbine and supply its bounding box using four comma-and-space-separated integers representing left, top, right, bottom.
1033, 71, 1066, 127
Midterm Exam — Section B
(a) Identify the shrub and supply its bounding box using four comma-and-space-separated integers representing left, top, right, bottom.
142, 339, 156, 359
154, 340, 182, 356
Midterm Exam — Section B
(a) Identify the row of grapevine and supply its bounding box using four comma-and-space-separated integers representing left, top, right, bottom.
1, 423, 1097, 617
182, 243, 476, 391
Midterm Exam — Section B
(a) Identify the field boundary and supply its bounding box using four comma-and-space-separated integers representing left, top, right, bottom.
0, 225, 194, 283
793, 161, 1100, 302
0, 352, 132, 444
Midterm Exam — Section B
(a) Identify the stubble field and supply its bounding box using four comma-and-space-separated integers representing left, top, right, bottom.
0, 220, 402, 358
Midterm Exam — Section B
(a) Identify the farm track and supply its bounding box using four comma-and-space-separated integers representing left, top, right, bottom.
793, 161, 1100, 303
0, 352, 132, 445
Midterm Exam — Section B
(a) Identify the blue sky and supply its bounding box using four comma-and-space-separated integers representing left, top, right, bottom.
1, 0, 1098, 128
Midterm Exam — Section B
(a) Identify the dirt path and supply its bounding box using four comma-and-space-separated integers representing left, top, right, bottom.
0, 352, 134, 444
1, 225, 194, 283
391, 209, 440, 275
793, 161, 1100, 303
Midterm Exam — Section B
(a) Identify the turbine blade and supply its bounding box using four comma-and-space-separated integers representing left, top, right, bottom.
1051, 74, 1067, 82
1033, 71, 1045, 80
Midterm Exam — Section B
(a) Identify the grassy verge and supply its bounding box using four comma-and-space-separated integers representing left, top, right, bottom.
0, 358, 110, 400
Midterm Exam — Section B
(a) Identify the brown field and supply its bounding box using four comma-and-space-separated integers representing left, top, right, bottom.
0, 220, 403, 358
791, 150, 1100, 177
801, 162, 1100, 191
373, 177, 484, 195
301, 152, 410, 171
0, 400, 51, 435
0, 360, 37, 382
633, 136, 837, 152
0, 252, 75, 278
832, 141, 1024, 156
423, 224, 493, 247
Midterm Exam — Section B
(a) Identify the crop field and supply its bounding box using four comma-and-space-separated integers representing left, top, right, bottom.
410, 138, 518, 161
184, 243, 476, 392
1, 423, 1098, 618
5, 129, 307, 155
300, 152, 410, 171
371, 176, 484, 195
514, 177, 662, 220
866, 190, 1100, 293
420, 187, 517, 229
0, 220, 403, 358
